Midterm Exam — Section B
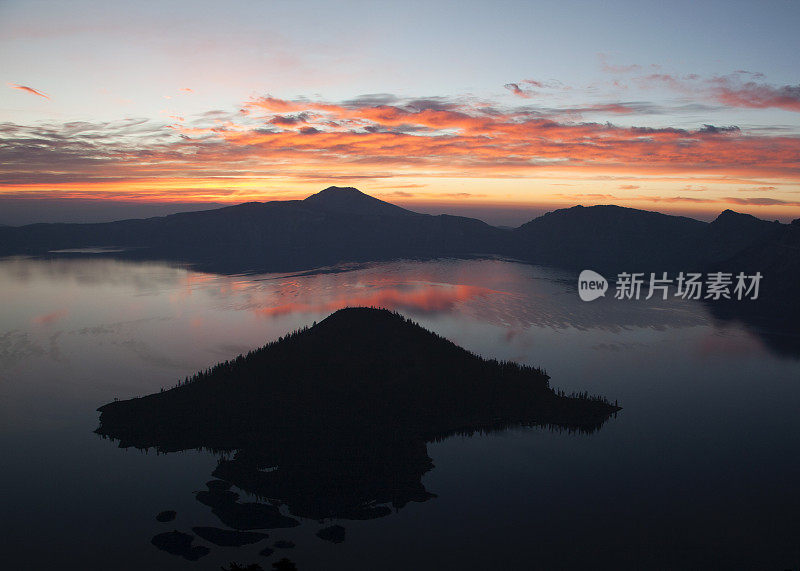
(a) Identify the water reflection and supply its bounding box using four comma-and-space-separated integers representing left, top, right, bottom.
705, 299, 800, 359
0, 256, 707, 332
0, 256, 794, 383
1, 256, 799, 569
242, 261, 712, 332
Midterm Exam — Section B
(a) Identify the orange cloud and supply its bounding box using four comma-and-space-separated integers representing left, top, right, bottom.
2, 93, 800, 218
172, 98, 799, 181
8, 83, 50, 99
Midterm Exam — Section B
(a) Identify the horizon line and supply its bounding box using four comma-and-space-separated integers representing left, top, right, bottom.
1, 186, 795, 228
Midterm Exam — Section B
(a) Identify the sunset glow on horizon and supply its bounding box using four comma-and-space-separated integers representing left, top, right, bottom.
2, 0, 799, 223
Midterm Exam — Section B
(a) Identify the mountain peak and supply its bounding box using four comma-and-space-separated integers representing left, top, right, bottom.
303, 186, 415, 217
712, 209, 759, 223
710, 209, 780, 229
714, 208, 743, 219
316, 185, 364, 196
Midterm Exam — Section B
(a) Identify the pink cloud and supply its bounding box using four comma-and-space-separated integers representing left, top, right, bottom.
633, 71, 800, 113
711, 80, 800, 112
504, 83, 532, 98
598, 54, 642, 74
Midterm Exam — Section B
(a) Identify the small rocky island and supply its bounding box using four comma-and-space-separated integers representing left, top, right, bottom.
97, 307, 619, 450
96, 307, 620, 540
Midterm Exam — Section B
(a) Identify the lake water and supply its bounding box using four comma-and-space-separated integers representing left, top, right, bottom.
1, 256, 798, 570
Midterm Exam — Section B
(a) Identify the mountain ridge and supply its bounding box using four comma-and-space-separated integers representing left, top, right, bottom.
0, 186, 792, 277
1, 188, 779, 230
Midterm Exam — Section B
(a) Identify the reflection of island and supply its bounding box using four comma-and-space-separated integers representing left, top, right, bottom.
96, 308, 620, 562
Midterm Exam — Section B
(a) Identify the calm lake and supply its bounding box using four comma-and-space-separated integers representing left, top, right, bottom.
1, 256, 798, 570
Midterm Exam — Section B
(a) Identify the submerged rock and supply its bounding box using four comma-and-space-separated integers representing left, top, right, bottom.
272, 558, 297, 571
196, 488, 239, 508
316, 524, 345, 543
206, 479, 232, 491
155, 510, 176, 522
192, 526, 268, 547
150, 530, 209, 561
195, 483, 299, 530
212, 501, 299, 531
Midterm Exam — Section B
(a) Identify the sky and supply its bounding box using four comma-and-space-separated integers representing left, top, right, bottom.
1, 0, 799, 225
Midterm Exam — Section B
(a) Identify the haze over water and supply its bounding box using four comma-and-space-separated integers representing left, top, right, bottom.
1, 256, 798, 569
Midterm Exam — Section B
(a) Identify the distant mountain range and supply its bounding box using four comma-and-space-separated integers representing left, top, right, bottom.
0, 187, 506, 273
512, 204, 792, 272
1, 186, 795, 279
